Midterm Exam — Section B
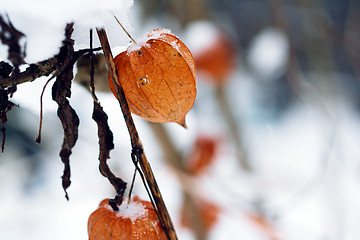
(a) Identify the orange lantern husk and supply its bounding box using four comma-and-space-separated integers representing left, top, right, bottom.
88, 196, 167, 240
109, 29, 197, 127
186, 136, 218, 175
194, 33, 236, 84
181, 198, 221, 235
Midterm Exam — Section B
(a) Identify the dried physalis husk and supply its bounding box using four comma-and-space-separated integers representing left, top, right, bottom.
180, 198, 221, 236
194, 32, 236, 82
185, 135, 219, 175
109, 29, 197, 127
185, 21, 236, 84
88, 196, 166, 240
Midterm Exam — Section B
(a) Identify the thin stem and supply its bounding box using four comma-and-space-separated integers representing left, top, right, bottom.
215, 84, 251, 170
113, 15, 137, 44
131, 154, 157, 214
89, 29, 98, 103
128, 168, 137, 203
35, 77, 54, 143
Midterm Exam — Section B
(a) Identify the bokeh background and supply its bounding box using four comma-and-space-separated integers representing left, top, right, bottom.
1, 0, 360, 239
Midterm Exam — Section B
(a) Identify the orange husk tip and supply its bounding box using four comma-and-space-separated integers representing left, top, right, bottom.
88, 196, 166, 240
109, 28, 197, 127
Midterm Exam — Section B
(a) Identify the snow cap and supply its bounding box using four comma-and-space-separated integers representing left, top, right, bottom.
0, 0, 134, 63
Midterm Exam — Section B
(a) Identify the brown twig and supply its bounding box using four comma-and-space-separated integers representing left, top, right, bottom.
96, 28, 178, 240
0, 47, 101, 90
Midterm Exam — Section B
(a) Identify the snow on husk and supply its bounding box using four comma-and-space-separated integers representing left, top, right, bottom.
116, 198, 147, 221
126, 28, 174, 54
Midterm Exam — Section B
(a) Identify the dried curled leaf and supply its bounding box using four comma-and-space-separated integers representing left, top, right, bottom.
0, 88, 15, 152
0, 14, 26, 69
0, 14, 25, 152
110, 29, 197, 127
92, 101, 127, 201
51, 23, 79, 200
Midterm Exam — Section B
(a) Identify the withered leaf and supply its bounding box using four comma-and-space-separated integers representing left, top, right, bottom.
92, 100, 127, 201
90, 28, 126, 204
0, 14, 25, 152
0, 14, 26, 69
0, 88, 15, 152
51, 23, 79, 200
0, 61, 13, 78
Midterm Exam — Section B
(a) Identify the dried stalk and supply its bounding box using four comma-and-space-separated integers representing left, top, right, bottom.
96, 28, 178, 240
147, 122, 184, 170
148, 122, 208, 240
215, 84, 251, 170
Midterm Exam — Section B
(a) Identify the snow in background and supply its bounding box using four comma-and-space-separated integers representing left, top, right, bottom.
1, 1, 360, 240
183, 21, 219, 57
0, 0, 133, 63
247, 28, 289, 82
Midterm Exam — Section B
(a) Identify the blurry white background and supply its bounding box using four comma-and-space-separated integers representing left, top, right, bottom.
1, 0, 360, 239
